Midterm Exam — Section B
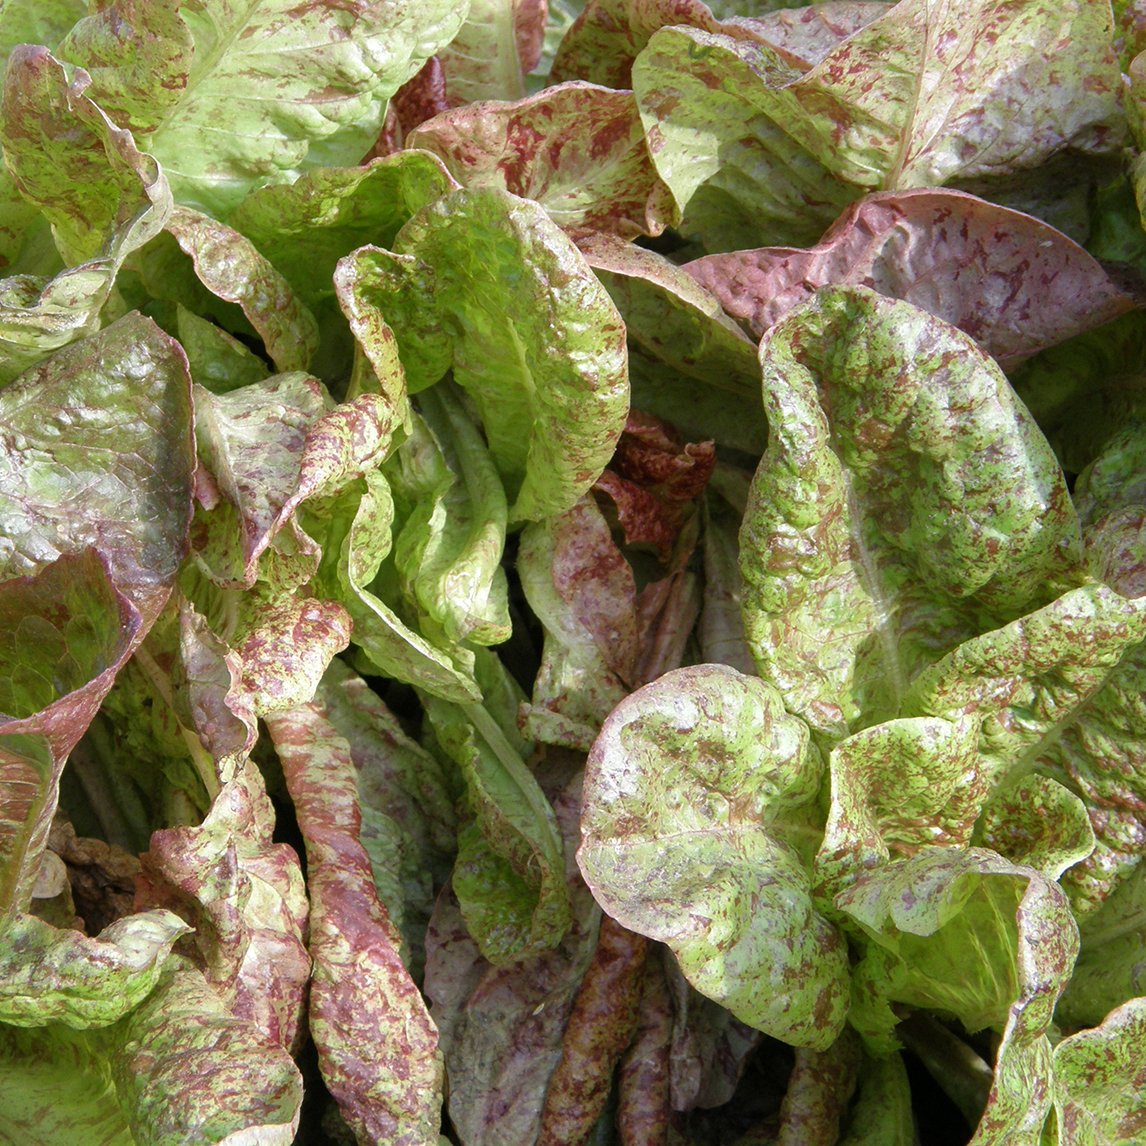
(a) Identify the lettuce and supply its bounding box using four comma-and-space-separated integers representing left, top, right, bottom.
2, 0, 1146, 1141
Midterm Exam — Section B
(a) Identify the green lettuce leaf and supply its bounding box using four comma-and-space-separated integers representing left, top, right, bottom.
1052, 997, 1146, 1145
579, 664, 850, 1048
422, 654, 571, 964
135, 759, 311, 1050
0, 908, 187, 1028
0, 958, 304, 1144
65, 0, 471, 217
437, 0, 544, 104
632, 0, 1123, 250
336, 186, 629, 522
390, 383, 511, 649
740, 285, 1079, 739
0, 48, 172, 382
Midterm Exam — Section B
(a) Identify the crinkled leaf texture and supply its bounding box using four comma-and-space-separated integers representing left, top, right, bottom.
685, 188, 1137, 369
739, 285, 1079, 740
0, 47, 172, 383
633, 0, 1123, 249
0, 958, 303, 1145
267, 701, 444, 1145
579, 664, 850, 1048
64, 0, 472, 216
336, 186, 629, 522
841, 849, 1079, 1144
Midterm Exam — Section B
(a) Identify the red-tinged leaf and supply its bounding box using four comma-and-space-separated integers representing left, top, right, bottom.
164, 206, 319, 373
744, 2, 894, 68
685, 188, 1139, 368
0, 311, 194, 627
595, 471, 679, 557
550, 0, 759, 88
237, 597, 351, 717
425, 767, 603, 1146
516, 0, 548, 72
775, 1030, 862, 1146
634, 569, 702, 687
391, 57, 452, 138
617, 946, 673, 1146
408, 83, 673, 241
537, 914, 649, 1146
0, 552, 141, 916
136, 759, 310, 1052
266, 704, 444, 1145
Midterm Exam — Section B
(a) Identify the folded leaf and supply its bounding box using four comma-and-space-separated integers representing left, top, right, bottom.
72, 0, 471, 216
0, 49, 172, 382
740, 286, 1079, 738
633, 0, 1123, 249
390, 383, 511, 648
423, 667, 571, 964
579, 664, 849, 1048
437, 0, 540, 103
136, 759, 311, 1051
518, 495, 638, 750
163, 207, 319, 374
0, 909, 188, 1028
409, 83, 673, 241
1053, 997, 1146, 1146
337, 186, 629, 522
685, 188, 1137, 369
266, 702, 445, 1145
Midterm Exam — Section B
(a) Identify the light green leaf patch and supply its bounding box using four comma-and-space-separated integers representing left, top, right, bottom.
740, 285, 1079, 740
66, 0, 472, 217
632, 0, 1123, 249
0, 909, 188, 1028
336, 186, 629, 522
579, 663, 849, 1048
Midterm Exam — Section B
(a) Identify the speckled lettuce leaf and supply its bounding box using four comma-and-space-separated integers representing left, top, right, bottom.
231, 152, 457, 313
336, 186, 629, 522
135, 759, 310, 1051
740, 286, 1079, 740
518, 495, 638, 751
408, 83, 673, 241
579, 664, 849, 1048
685, 188, 1137, 370
1052, 997, 1146, 1146
266, 701, 444, 1145
0, 0, 86, 74
0, 553, 142, 916
425, 769, 602, 1146
699, 468, 756, 674
579, 234, 765, 454
390, 383, 511, 649
437, 0, 544, 104
161, 207, 319, 374
313, 658, 457, 978
633, 0, 1123, 250
63, 0, 470, 217
838, 1051, 914, 1146
1057, 867, 1146, 1031
0, 908, 188, 1028
814, 715, 984, 909
423, 654, 571, 964
0, 48, 172, 383
307, 468, 481, 701
975, 774, 1096, 882
0, 958, 303, 1145
842, 847, 1077, 1043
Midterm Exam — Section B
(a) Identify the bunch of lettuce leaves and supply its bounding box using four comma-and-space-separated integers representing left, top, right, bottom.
3, 0, 1146, 1142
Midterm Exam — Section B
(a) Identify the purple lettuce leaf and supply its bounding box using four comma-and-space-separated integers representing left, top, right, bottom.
685, 188, 1138, 369
267, 701, 445, 1144
408, 82, 674, 241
